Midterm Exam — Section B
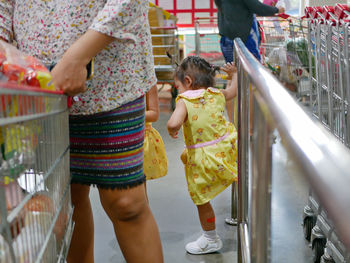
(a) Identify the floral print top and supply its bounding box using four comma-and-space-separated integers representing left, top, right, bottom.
0, 0, 156, 115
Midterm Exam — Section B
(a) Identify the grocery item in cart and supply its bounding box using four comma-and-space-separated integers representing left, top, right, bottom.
0, 40, 56, 91
24, 193, 69, 245
286, 37, 315, 76
266, 45, 308, 87
0, 234, 13, 263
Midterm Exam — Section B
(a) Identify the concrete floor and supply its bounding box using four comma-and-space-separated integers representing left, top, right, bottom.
90, 112, 313, 262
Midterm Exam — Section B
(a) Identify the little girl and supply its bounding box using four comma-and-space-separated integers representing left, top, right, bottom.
167, 56, 238, 254
144, 85, 168, 184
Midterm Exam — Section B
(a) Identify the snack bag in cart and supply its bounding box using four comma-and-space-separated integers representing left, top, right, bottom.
0, 40, 58, 184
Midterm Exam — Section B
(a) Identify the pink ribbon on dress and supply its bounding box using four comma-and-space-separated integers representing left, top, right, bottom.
186, 131, 230, 149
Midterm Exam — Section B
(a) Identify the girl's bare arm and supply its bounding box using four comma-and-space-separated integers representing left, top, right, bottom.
167, 99, 187, 138
145, 85, 159, 123
221, 63, 238, 101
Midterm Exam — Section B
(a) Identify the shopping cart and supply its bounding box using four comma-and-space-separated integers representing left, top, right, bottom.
193, 17, 227, 86
302, 4, 350, 263
258, 15, 311, 98
151, 26, 179, 110
0, 84, 73, 263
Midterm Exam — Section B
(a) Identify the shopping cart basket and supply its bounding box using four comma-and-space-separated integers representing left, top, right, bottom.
302, 4, 350, 263
258, 15, 311, 97
193, 17, 227, 85
151, 26, 179, 110
0, 84, 73, 263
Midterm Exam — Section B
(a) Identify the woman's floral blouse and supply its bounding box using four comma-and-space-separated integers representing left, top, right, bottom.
0, 0, 156, 115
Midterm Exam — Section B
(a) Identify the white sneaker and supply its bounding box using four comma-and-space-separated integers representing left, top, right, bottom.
185, 234, 223, 255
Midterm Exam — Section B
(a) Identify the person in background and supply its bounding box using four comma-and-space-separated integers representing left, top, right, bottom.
144, 85, 168, 194
167, 56, 238, 254
263, 0, 287, 10
215, 0, 285, 121
0, 1, 163, 262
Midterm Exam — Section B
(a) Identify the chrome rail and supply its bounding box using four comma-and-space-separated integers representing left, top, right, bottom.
234, 38, 350, 263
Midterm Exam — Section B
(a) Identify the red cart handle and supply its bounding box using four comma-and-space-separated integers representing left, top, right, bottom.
278, 13, 290, 19
334, 3, 350, 19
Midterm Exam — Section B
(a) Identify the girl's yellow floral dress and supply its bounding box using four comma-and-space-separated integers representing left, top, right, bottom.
177, 88, 237, 205
144, 123, 168, 180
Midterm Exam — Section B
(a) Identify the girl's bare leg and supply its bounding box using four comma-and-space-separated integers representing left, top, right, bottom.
197, 202, 216, 231
67, 184, 94, 263
98, 183, 163, 263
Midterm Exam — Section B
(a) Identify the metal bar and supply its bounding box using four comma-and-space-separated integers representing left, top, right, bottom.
34, 183, 71, 263
152, 44, 176, 48
0, 84, 64, 96
237, 58, 250, 263
0, 108, 68, 126
151, 34, 177, 37
240, 223, 251, 263
0, 187, 16, 262
234, 37, 350, 252
343, 23, 350, 146
7, 147, 69, 223
194, 20, 200, 56
57, 208, 75, 262
250, 93, 272, 263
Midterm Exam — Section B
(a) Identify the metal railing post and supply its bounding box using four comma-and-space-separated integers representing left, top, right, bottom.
237, 60, 251, 263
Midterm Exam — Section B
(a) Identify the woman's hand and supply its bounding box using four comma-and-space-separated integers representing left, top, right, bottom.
278, 7, 285, 13
51, 29, 115, 96
51, 56, 87, 96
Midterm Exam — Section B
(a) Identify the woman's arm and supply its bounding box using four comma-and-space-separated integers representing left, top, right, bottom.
0, 1, 14, 42
245, 0, 283, 16
167, 99, 187, 139
52, 0, 147, 96
51, 30, 114, 96
145, 85, 159, 123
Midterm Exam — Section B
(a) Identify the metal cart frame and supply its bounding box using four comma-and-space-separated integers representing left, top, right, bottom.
0, 84, 73, 263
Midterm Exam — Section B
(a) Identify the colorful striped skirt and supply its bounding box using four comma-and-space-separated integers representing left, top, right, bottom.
69, 97, 146, 189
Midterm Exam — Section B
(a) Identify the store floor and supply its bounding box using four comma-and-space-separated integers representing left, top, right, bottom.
90, 112, 313, 262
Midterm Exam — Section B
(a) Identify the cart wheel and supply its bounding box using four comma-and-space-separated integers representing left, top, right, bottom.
303, 216, 315, 241
312, 238, 326, 263
170, 86, 178, 111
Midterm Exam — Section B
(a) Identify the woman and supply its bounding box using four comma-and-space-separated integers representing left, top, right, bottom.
0, 1, 163, 262
216, 0, 285, 62
215, 0, 284, 121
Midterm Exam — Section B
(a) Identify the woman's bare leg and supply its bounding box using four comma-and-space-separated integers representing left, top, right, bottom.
98, 183, 163, 263
67, 184, 94, 263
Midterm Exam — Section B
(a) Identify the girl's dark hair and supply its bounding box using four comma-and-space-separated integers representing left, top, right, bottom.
174, 56, 220, 89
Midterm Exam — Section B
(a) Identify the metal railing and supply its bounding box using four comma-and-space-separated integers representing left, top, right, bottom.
234, 38, 350, 263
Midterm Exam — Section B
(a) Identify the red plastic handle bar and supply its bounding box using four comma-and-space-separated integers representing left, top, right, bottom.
334, 3, 350, 19
278, 13, 290, 19
304, 6, 314, 18
311, 6, 324, 19
322, 5, 334, 20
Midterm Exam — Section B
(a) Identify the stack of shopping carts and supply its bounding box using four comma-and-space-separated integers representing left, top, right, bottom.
301, 4, 350, 263
258, 15, 311, 97
193, 17, 227, 85
0, 84, 73, 262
